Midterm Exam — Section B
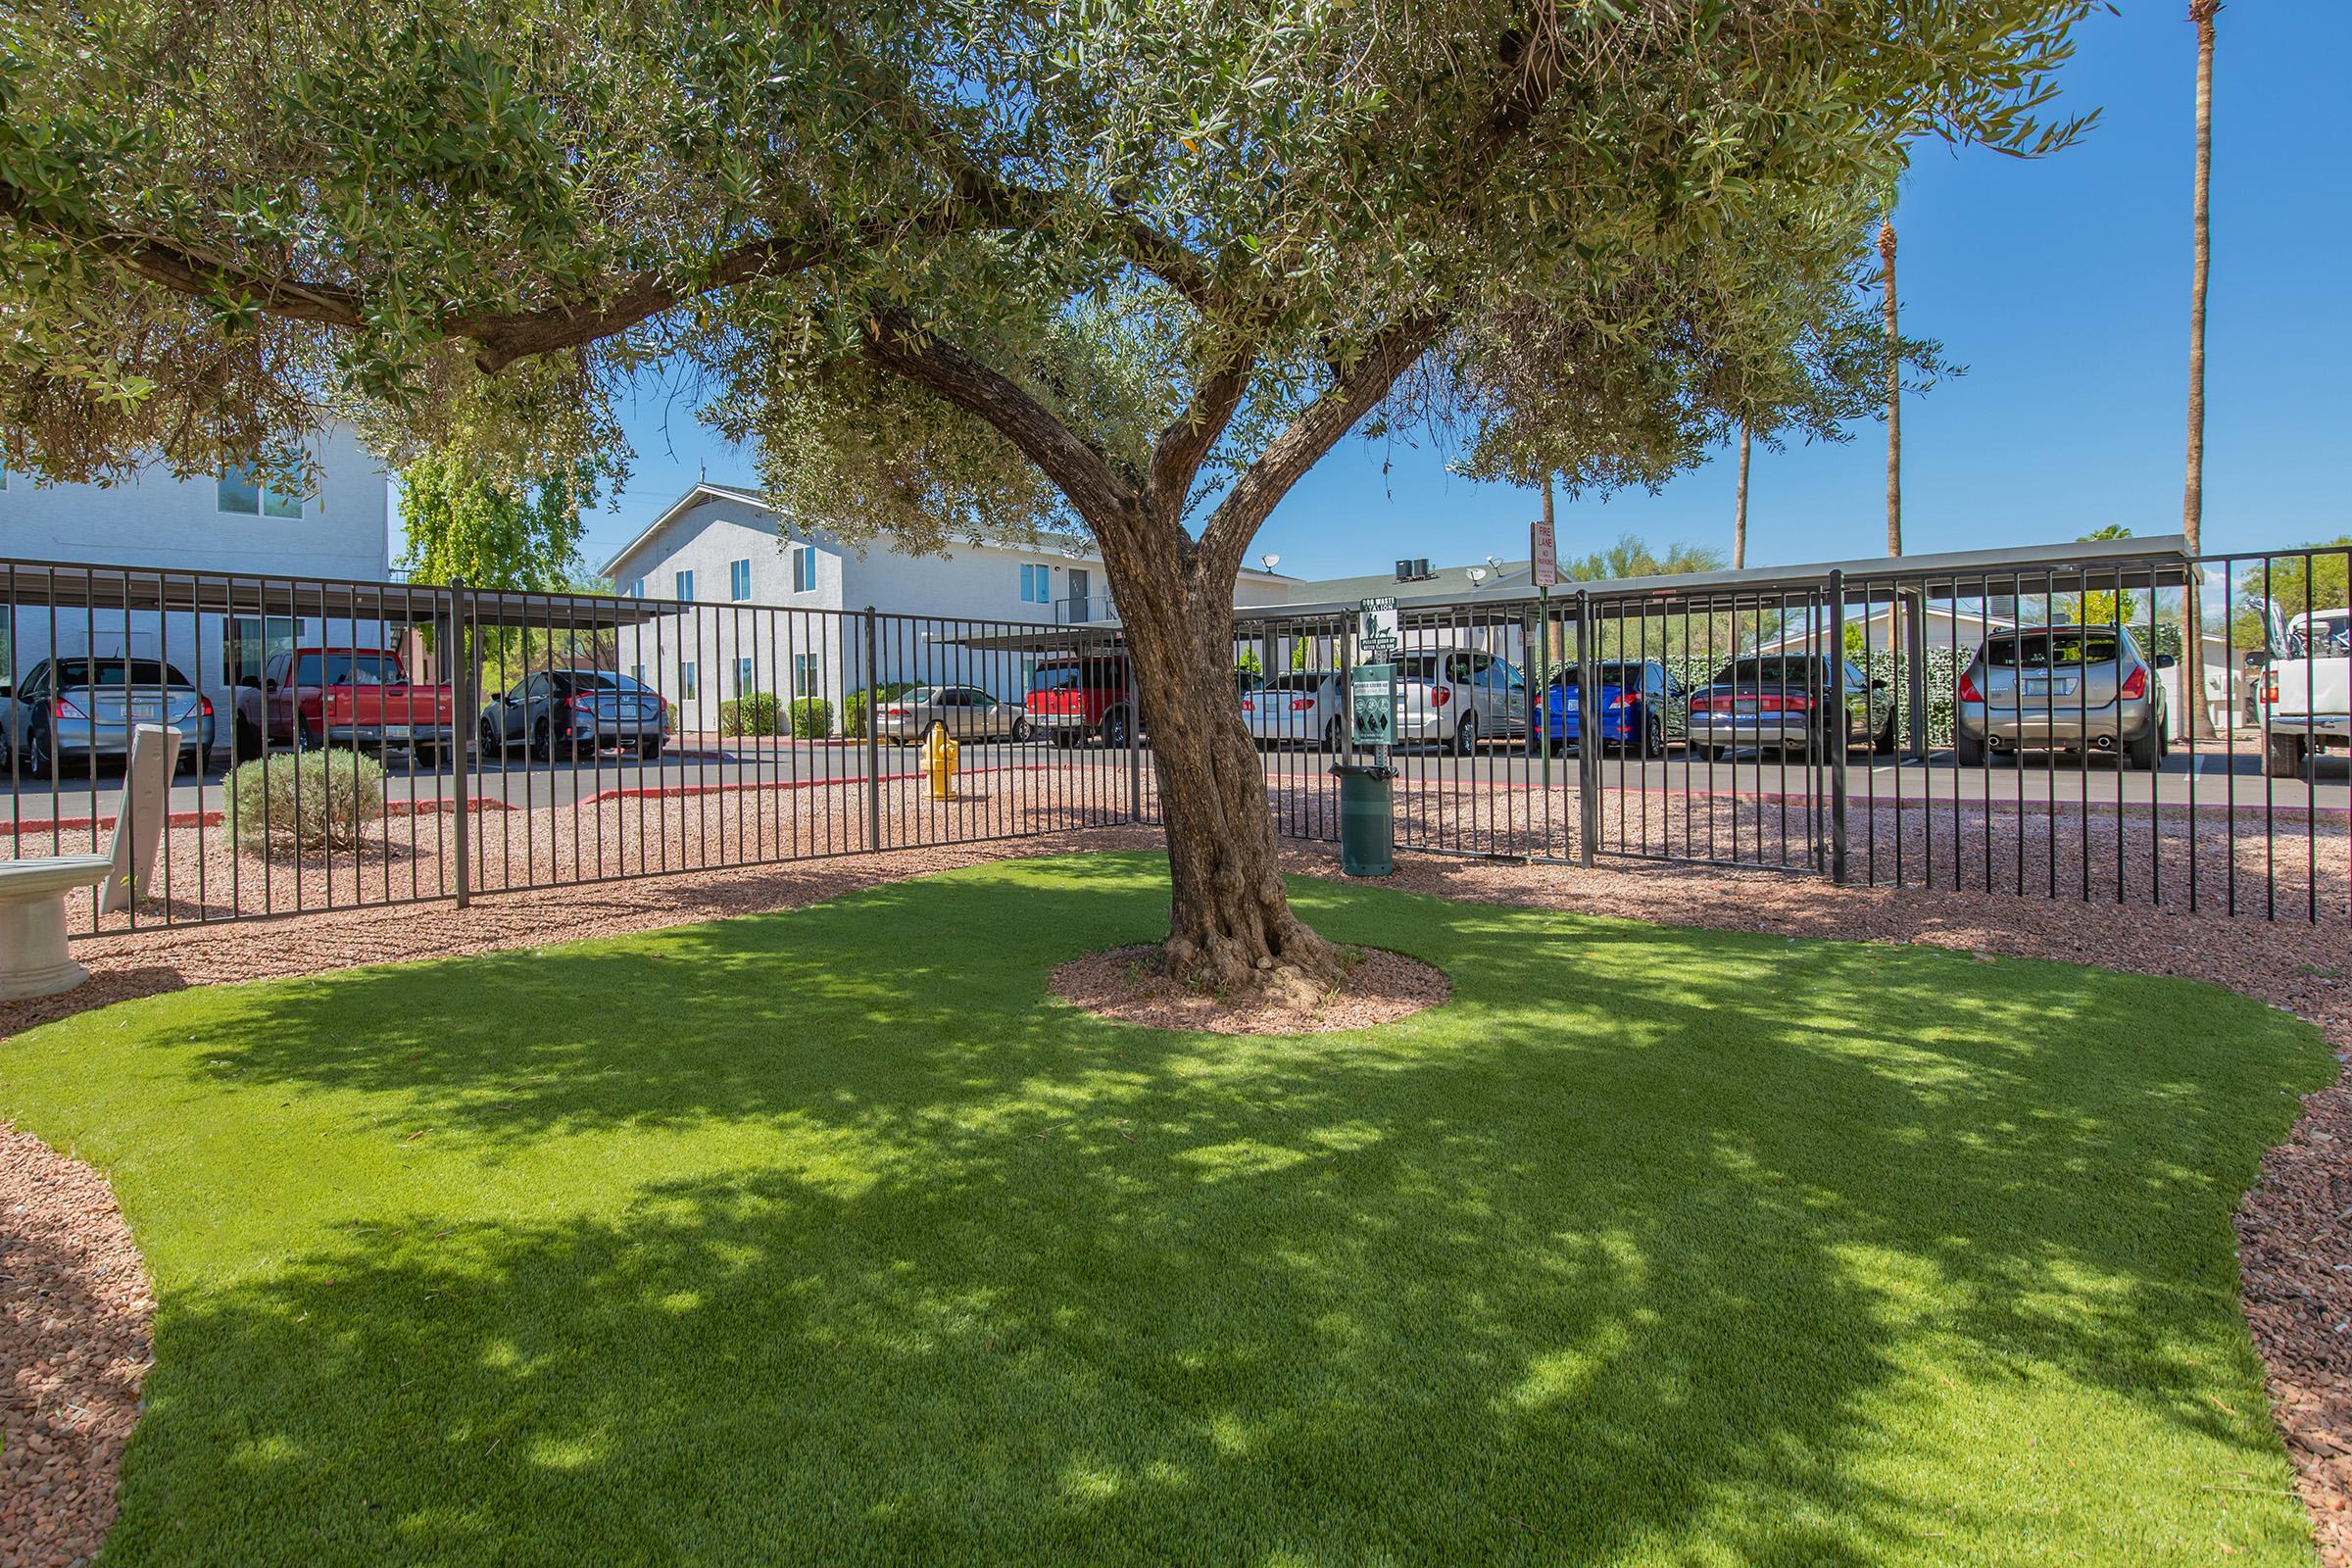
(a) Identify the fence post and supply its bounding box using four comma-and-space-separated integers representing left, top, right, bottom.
1903, 588, 1929, 759
1576, 590, 1598, 867
450, 578, 473, 909
861, 607, 882, 851
1827, 569, 1849, 885
1127, 670, 1144, 822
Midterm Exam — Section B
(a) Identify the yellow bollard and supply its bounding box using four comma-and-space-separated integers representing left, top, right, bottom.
921, 721, 959, 800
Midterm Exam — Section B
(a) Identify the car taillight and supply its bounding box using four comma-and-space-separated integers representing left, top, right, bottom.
2119, 666, 2146, 700
1756, 693, 1811, 712
2263, 681, 2278, 706
1241, 699, 1254, 712
1956, 671, 1984, 704
1611, 693, 1639, 709
52, 695, 85, 720
1431, 686, 1450, 707
1290, 697, 1314, 710
883, 706, 907, 716
198, 695, 214, 717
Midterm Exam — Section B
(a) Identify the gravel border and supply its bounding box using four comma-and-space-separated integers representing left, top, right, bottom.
0, 1123, 152, 1568
1050, 943, 1448, 1034
3, 822, 2348, 1565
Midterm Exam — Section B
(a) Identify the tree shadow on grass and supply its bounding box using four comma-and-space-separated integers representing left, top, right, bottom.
32, 853, 2330, 1565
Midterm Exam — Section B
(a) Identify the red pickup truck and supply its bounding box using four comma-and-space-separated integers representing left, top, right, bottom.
234, 646, 459, 765
1025, 654, 1141, 749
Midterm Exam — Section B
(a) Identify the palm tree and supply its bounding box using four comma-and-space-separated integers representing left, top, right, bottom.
1879, 212, 1904, 669
2181, 0, 2221, 741
1733, 419, 1751, 570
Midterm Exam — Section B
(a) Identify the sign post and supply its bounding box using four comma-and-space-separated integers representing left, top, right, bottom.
1531, 517, 1560, 792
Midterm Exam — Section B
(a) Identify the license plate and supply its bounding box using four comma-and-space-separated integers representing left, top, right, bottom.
1562, 697, 1578, 712
1735, 699, 1760, 713
2020, 677, 2076, 697
131, 703, 161, 720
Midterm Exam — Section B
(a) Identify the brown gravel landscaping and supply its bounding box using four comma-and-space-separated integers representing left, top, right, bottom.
1051, 942, 1448, 1034
0, 1123, 151, 1568
4, 815, 2351, 1565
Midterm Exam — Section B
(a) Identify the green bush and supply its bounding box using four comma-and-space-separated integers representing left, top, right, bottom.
719, 693, 783, 737
789, 698, 833, 739
223, 750, 386, 852
842, 682, 916, 739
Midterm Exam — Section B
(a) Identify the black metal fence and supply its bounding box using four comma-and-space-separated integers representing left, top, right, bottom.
1, 541, 2342, 940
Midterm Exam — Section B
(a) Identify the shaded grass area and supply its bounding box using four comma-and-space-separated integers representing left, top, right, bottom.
0, 854, 2332, 1566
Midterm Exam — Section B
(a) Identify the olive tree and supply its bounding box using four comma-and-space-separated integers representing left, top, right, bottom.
0, 0, 2094, 989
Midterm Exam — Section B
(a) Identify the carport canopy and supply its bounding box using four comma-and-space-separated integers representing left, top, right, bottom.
0, 559, 669, 631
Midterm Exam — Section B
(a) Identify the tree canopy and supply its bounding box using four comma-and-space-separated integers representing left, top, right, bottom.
395, 452, 603, 592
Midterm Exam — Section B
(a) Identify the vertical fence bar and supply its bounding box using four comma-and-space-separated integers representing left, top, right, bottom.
1827, 570, 1848, 885
452, 580, 474, 908
862, 608, 881, 853
1577, 591, 1598, 867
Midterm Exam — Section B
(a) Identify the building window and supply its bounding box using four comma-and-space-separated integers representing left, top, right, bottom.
791, 546, 817, 594
735, 657, 755, 695
1020, 564, 1053, 605
674, 569, 695, 602
680, 662, 699, 700
793, 653, 819, 697
219, 466, 304, 518
626, 577, 646, 600
730, 559, 752, 601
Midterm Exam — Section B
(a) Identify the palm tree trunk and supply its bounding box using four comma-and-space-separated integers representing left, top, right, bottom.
1881, 218, 1902, 660
2182, 0, 2220, 741
1733, 419, 1750, 571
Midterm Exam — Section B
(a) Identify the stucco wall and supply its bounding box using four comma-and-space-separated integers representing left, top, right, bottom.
0, 422, 389, 581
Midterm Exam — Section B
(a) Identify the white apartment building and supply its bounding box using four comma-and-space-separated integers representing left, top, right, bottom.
0, 424, 394, 718
602, 482, 1293, 730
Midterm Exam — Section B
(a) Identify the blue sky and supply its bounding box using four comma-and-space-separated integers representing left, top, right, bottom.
571, 2, 2348, 583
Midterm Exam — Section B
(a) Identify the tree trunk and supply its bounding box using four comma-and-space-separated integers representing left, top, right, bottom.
1733, 419, 1750, 571
1880, 218, 1902, 656
1097, 520, 1344, 992
2182, 0, 2220, 741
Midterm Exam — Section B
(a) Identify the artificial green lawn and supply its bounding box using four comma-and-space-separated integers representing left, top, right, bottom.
1, 855, 2332, 1566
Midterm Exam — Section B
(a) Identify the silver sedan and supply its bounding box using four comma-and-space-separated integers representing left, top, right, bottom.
877, 685, 1031, 744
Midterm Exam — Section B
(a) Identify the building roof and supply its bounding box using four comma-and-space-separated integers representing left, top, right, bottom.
596, 481, 1296, 588
1280, 559, 1540, 606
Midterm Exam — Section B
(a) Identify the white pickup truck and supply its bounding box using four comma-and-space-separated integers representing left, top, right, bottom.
2252, 606, 2350, 779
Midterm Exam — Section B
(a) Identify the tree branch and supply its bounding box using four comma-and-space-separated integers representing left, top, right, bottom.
1145, 353, 1253, 519
1195, 315, 1447, 583
861, 308, 1138, 527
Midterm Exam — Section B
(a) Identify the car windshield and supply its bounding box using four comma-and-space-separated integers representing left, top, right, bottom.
43, 660, 189, 690
295, 653, 401, 686
1260, 674, 1327, 693
1551, 662, 1644, 690
1985, 630, 2123, 669
901, 686, 942, 704
2286, 614, 2350, 659
1708, 658, 1820, 689
1028, 662, 1120, 693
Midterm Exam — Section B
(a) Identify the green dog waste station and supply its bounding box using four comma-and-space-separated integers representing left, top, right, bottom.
1332, 762, 1396, 877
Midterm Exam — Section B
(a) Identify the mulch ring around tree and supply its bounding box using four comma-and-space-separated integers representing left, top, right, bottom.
1050, 943, 1449, 1035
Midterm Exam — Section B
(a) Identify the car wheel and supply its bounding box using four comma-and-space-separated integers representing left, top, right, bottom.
1102, 710, 1131, 749
1640, 715, 1664, 759
1954, 730, 1986, 768
530, 720, 554, 762
638, 738, 663, 761
1449, 711, 1479, 757
235, 714, 266, 763
2123, 723, 2159, 771
1874, 710, 1898, 756
25, 726, 54, 778
412, 745, 442, 770
2264, 730, 2306, 780
1322, 715, 1344, 752
1010, 716, 1031, 744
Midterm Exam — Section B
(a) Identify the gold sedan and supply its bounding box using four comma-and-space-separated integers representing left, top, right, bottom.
876, 685, 1034, 744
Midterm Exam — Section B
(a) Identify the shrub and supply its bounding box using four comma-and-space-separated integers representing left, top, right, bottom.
719, 693, 783, 737
789, 698, 833, 739
223, 750, 386, 852
842, 681, 916, 739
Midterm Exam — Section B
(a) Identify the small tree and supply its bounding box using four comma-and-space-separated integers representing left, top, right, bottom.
1, 2, 2098, 988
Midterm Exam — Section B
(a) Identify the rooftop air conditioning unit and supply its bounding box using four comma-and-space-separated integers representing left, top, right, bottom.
1395, 558, 1432, 582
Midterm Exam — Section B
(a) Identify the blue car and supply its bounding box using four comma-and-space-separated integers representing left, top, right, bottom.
1540, 659, 1688, 757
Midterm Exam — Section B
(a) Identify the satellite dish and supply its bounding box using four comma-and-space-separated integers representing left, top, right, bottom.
1260, 553, 1281, 571
1466, 566, 1491, 587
